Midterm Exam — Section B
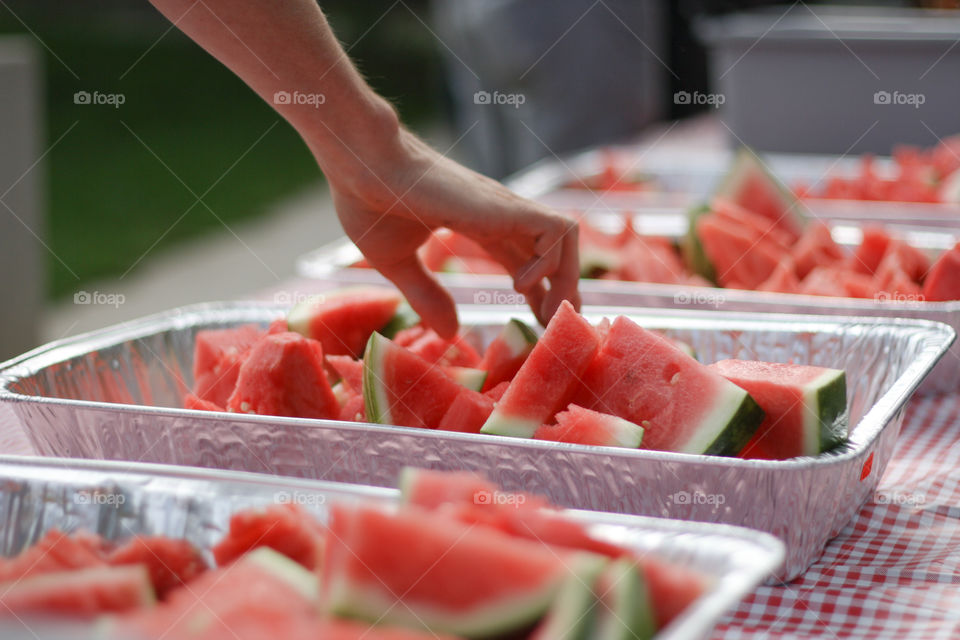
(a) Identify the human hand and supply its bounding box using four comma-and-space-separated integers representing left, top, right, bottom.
329, 128, 580, 338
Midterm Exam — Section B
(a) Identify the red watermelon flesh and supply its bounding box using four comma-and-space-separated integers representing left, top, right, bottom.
393, 325, 427, 348
287, 287, 403, 358
876, 267, 922, 299
437, 388, 495, 433
483, 381, 510, 402
0, 529, 106, 583
923, 243, 960, 301
711, 197, 792, 250
121, 547, 319, 640
399, 468, 499, 511
756, 259, 800, 294
878, 240, 930, 284
226, 332, 339, 420
193, 324, 264, 407
108, 536, 207, 599
696, 214, 781, 289
213, 503, 326, 571
639, 554, 710, 630
480, 301, 600, 438
478, 319, 538, 392
615, 236, 686, 284
339, 394, 366, 422
183, 393, 223, 412
363, 333, 465, 429
792, 222, 844, 279
570, 316, 762, 455
327, 355, 363, 394
798, 267, 848, 297
419, 229, 492, 272
406, 329, 482, 368
849, 227, 892, 275
323, 503, 581, 637
267, 318, 288, 334
838, 270, 877, 299
533, 404, 644, 448
716, 149, 802, 240
0, 564, 154, 617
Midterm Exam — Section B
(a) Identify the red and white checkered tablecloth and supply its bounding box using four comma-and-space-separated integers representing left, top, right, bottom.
1, 394, 959, 638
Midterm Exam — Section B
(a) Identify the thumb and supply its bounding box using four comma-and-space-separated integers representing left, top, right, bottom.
378, 255, 459, 339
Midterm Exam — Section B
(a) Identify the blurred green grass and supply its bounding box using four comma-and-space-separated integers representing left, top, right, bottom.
0, 2, 441, 300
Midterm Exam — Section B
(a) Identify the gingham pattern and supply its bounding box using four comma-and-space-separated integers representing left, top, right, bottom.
1, 395, 958, 638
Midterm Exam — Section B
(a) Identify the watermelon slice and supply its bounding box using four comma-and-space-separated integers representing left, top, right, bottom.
709, 359, 847, 460
478, 318, 538, 392
530, 556, 609, 640
639, 554, 710, 630
756, 259, 800, 294
193, 324, 264, 408
437, 388, 495, 433
593, 559, 657, 640
696, 214, 781, 289
213, 503, 327, 571
120, 547, 320, 639
680, 204, 717, 284
0, 529, 106, 583
571, 316, 763, 456
107, 536, 207, 599
227, 332, 340, 420
339, 394, 366, 422
792, 222, 844, 279
445, 366, 488, 392
711, 197, 792, 250
798, 266, 848, 298
327, 355, 363, 394
614, 235, 686, 284
287, 287, 403, 358
849, 226, 892, 275
481, 301, 600, 438
0, 564, 155, 617
534, 404, 644, 448
379, 301, 420, 340
363, 333, 464, 429
404, 329, 482, 368
922, 242, 960, 301
714, 147, 803, 239
483, 381, 510, 402
323, 503, 597, 637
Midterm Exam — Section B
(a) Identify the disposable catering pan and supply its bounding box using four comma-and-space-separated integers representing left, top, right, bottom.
295, 218, 960, 395
0, 302, 951, 581
0, 455, 784, 640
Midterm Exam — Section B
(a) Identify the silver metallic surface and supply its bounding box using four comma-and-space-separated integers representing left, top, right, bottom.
0, 455, 783, 640
0, 303, 952, 582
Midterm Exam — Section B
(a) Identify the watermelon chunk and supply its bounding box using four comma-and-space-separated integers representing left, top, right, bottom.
483, 381, 510, 402
696, 214, 781, 289
571, 316, 763, 456
227, 332, 339, 420
478, 318, 538, 392
183, 393, 223, 412
714, 147, 803, 239
120, 547, 320, 639
530, 556, 609, 640
107, 536, 207, 599
0, 564, 155, 617
0, 529, 106, 583
323, 503, 595, 637
445, 366, 488, 391
287, 287, 403, 358
593, 559, 657, 640
756, 259, 800, 294
193, 324, 264, 408
481, 301, 600, 438
639, 555, 710, 629
327, 355, 363, 394
681, 204, 717, 284
534, 404, 644, 448
711, 197, 792, 250
363, 333, 464, 429
339, 393, 366, 422
710, 360, 847, 460
404, 329, 482, 368
213, 503, 327, 571
792, 222, 844, 279
437, 388, 495, 433
798, 266, 848, 297
849, 226, 892, 275
922, 242, 960, 301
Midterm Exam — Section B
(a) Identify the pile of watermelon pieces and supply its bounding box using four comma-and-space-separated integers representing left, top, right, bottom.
0, 469, 711, 640
186, 287, 849, 462
794, 135, 960, 204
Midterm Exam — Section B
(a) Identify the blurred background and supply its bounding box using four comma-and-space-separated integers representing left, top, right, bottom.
0, 0, 957, 359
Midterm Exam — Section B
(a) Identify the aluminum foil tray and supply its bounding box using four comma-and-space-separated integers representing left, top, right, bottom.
505, 145, 960, 223
296, 223, 960, 394
0, 455, 783, 640
0, 303, 953, 582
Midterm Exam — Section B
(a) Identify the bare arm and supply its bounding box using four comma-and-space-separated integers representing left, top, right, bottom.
148, 0, 580, 336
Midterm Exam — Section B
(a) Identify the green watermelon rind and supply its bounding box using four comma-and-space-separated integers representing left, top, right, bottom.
480, 411, 541, 439
580, 247, 622, 278
692, 387, 765, 457
362, 332, 393, 425
680, 203, 717, 284
594, 559, 657, 640
446, 366, 488, 392
326, 552, 603, 638
533, 554, 609, 640
503, 318, 539, 354
601, 415, 645, 449
380, 301, 420, 339
246, 547, 321, 604
286, 294, 327, 337
806, 368, 848, 455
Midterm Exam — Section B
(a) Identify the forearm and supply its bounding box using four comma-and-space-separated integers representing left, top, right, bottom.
147, 0, 400, 189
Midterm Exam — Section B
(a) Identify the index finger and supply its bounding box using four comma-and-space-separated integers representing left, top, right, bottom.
541, 219, 581, 320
